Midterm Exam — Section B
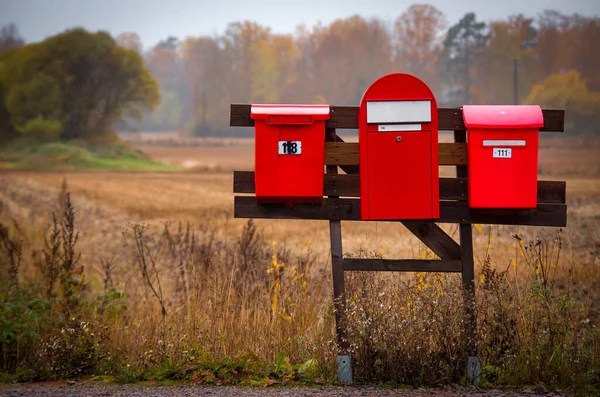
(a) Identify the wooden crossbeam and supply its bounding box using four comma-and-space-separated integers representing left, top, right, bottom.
230, 104, 565, 132
324, 142, 467, 165
232, 171, 567, 205
233, 196, 567, 227
343, 259, 462, 272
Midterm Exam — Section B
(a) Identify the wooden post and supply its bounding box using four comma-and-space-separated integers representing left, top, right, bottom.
454, 129, 481, 383
326, 128, 352, 384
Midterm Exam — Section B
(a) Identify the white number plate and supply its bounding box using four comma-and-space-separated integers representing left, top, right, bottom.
278, 141, 302, 155
493, 148, 512, 158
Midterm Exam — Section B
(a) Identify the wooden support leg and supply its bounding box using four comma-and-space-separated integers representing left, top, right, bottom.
330, 219, 352, 384
326, 128, 352, 385
454, 129, 480, 383
460, 222, 480, 384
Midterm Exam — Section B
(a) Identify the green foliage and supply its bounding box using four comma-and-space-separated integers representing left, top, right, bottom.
15, 117, 62, 142
0, 141, 178, 171
0, 28, 160, 143
0, 285, 52, 371
95, 289, 128, 318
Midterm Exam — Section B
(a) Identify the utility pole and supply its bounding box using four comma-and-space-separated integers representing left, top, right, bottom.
513, 58, 518, 105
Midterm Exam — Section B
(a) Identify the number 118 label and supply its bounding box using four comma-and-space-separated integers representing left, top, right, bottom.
278, 141, 302, 155
493, 148, 512, 158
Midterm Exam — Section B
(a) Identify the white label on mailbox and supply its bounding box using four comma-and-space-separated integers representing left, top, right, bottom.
366, 101, 431, 123
278, 141, 302, 155
493, 148, 512, 158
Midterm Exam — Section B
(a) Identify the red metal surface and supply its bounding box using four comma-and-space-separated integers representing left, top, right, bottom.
463, 105, 542, 209
358, 73, 440, 220
251, 104, 330, 204
462, 105, 544, 129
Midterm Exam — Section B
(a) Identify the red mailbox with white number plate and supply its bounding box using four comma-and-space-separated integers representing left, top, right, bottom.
359, 73, 440, 220
463, 105, 543, 208
251, 104, 330, 203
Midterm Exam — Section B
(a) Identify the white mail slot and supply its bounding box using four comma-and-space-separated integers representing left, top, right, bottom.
378, 124, 422, 132
482, 139, 526, 147
367, 100, 431, 124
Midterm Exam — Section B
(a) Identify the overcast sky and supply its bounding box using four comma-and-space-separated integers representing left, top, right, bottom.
1, 0, 599, 50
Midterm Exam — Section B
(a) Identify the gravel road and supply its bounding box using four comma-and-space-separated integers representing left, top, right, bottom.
0, 383, 570, 397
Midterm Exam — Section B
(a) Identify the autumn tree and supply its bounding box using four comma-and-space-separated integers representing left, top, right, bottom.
476, 15, 537, 104
536, 11, 600, 91
525, 71, 600, 135
306, 15, 394, 105
181, 36, 226, 134
116, 32, 143, 53
441, 13, 489, 105
394, 4, 446, 91
128, 36, 185, 131
0, 28, 159, 143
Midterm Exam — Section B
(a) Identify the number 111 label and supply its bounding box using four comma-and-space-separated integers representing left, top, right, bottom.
278, 141, 302, 155
493, 148, 512, 158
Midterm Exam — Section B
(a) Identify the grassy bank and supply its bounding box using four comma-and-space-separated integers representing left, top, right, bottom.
0, 141, 179, 171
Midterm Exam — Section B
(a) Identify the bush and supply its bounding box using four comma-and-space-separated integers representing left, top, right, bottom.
16, 116, 62, 142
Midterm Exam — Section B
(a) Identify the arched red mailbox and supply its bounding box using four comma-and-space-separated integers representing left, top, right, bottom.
359, 73, 440, 220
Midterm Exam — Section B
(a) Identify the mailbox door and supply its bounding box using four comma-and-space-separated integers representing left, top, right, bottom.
462, 105, 543, 209
468, 129, 538, 208
255, 123, 324, 201
251, 105, 330, 203
366, 131, 432, 219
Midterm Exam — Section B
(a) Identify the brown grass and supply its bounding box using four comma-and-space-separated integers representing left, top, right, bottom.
0, 135, 599, 389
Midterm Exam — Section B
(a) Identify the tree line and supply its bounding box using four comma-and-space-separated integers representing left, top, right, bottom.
1, 4, 599, 141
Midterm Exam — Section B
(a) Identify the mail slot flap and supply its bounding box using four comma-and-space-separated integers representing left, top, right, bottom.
250, 104, 331, 123
462, 105, 544, 129
367, 100, 431, 124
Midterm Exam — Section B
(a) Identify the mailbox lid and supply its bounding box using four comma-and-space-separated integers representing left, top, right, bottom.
462, 105, 543, 129
250, 104, 331, 123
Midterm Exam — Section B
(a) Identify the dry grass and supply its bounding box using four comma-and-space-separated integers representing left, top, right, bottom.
0, 135, 599, 389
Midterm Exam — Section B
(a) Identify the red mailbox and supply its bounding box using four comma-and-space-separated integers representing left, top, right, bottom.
251, 104, 330, 203
463, 105, 543, 208
359, 73, 440, 220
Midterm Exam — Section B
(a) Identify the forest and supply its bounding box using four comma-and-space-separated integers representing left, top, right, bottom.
123, 6, 600, 136
1, 5, 600, 139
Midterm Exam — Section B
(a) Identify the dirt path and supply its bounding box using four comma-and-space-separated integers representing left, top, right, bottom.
0, 383, 568, 397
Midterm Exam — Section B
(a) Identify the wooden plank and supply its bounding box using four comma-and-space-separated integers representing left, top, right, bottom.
439, 143, 467, 165
230, 104, 565, 132
233, 196, 567, 227
324, 142, 467, 166
233, 171, 566, 204
324, 142, 358, 166
402, 221, 461, 260
343, 259, 462, 272
454, 130, 468, 178
440, 200, 567, 227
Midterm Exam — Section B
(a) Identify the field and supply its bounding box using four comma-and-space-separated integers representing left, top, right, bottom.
4, 132, 598, 261
0, 133, 599, 390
